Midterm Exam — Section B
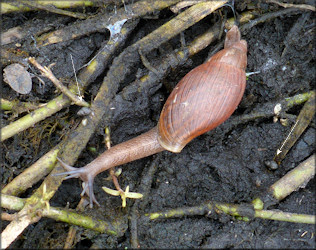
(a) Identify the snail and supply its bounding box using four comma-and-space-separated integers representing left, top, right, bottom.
56, 25, 247, 208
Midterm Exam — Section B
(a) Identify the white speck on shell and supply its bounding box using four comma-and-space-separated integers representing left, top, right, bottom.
173, 94, 178, 103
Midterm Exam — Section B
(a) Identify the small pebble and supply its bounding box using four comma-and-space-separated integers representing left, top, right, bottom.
265, 160, 279, 170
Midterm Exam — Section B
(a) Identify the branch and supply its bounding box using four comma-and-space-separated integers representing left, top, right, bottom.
29, 57, 90, 108
267, 0, 315, 12
1, 1, 95, 14
269, 154, 315, 201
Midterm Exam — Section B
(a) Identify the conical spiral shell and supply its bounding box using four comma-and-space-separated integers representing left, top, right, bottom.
158, 25, 247, 153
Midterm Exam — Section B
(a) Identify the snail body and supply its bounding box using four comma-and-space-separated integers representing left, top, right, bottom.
56, 25, 247, 207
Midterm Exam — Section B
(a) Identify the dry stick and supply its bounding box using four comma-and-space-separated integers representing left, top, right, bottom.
266, 0, 316, 12
1, 2, 226, 247
29, 57, 90, 107
254, 209, 314, 224
1, 1, 177, 141
274, 92, 315, 164
1, 1, 95, 14
15, 0, 88, 19
0, 207, 41, 249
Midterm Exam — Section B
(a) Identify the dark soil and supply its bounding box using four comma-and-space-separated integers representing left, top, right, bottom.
1, 1, 315, 249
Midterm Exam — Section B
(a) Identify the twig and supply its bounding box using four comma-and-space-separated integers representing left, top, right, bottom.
254, 209, 315, 224
2, 147, 60, 196
16, 0, 88, 19
219, 91, 315, 138
1, 98, 41, 113
103, 126, 128, 199
1, 1, 95, 14
70, 54, 82, 102
144, 201, 315, 224
0, 194, 118, 249
269, 154, 315, 201
240, 7, 303, 33
138, 49, 160, 76
1, 207, 41, 249
266, 0, 315, 12
29, 57, 90, 107
1, 212, 17, 221
1, 94, 69, 141
225, 9, 260, 30
281, 12, 311, 58
274, 92, 315, 164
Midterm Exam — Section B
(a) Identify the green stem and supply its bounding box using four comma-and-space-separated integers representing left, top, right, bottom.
1, 193, 118, 234
145, 201, 315, 224
255, 209, 315, 224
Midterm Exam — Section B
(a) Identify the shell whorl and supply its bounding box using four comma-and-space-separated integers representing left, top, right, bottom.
157, 25, 247, 153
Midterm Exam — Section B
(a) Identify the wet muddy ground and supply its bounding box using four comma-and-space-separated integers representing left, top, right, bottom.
2, 1, 315, 249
